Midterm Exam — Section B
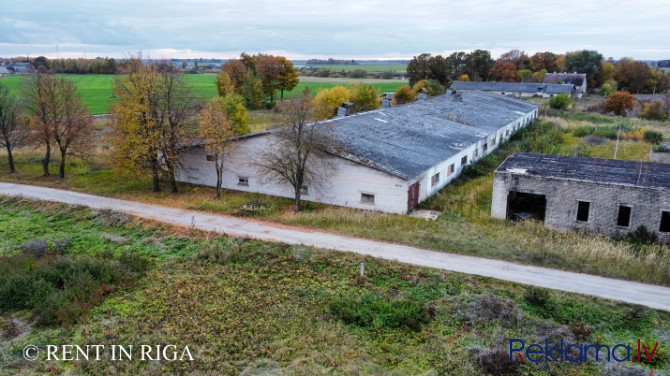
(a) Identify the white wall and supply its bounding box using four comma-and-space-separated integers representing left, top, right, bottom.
413, 110, 537, 204
176, 108, 539, 214
176, 134, 411, 214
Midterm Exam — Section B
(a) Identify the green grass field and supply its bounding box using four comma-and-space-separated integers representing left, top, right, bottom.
1, 198, 667, 375
303, 64, 407, 72
0, 74, 407, 115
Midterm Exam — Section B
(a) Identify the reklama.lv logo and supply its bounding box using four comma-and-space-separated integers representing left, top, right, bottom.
510, 339, 660, 363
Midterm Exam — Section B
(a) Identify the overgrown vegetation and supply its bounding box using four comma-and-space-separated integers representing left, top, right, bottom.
1, 199, 668, 375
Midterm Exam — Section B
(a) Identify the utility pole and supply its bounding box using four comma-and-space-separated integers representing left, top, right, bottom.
613, 123, 622, 159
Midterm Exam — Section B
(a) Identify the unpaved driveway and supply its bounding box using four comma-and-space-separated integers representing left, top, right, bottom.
1, 182, 669, 311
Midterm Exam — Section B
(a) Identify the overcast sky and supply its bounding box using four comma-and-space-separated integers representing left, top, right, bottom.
1, 0, 669, 60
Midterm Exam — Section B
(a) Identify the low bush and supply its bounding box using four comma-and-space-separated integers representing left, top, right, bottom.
643, 130, 663, 144
329, 291, 429, 331
549, 93, 572, 110
0, 248, 148, 327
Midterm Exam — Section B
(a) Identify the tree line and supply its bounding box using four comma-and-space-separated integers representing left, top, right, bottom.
407, 49, 670, 95
215, 53, 300, 109
0, 55, 327, 212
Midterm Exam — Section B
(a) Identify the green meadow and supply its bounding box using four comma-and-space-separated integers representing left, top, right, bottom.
302, 63, 408, 72
0, 74, 408, 114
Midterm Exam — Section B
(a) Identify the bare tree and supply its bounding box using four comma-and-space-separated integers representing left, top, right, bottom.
257, 90, 336, 211
157, 66, 198, 193
198, 98, 236, 198
0, 82, 23, 173
52, 79, 94, 178
23, 74, 94, 178
24, 73, 61, 176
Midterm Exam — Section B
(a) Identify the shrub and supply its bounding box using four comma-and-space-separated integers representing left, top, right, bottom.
604, 91, 635, 116
315, 68, 331, 78
329, 291, 429, 331
653, 144, 670, 152
524, 287, 550, 307
393, 85, 416, 105
476, 347, 520, 376
624, 225, 658, 246
549, 93, 572, 110
640, 100, 668, 120
572, 126, 594, 137
0, 249, 147, 327
348, 69, 367, 78
457, 294, 521, 328
643, 130, 663, 144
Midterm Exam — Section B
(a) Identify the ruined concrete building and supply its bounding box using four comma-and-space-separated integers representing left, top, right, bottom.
492, 152, 670, 240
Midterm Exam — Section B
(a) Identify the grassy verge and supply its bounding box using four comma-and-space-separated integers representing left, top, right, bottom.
1, 198, 668, 375
1, 113, 670, 286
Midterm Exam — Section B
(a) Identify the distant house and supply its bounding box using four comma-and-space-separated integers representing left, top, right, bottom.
543, 73, 587, 96
176, 92, 538, 214
450, 81, 576, 98
492, 152, 670, 241
7, 62, 35, 75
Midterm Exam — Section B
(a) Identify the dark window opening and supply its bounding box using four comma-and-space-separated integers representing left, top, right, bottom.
506, 191, 546, 222
206, 155, 214, 161
576, 201, 590, 222
431, 173, 439, 187
617, 206, 631, 227
238, 177, 249, 186
361, 193, 375, 204
660, 211, 670, 232
448, 164, 455, 175
483, 143, 488, 153
300, 185, 309, 195
461, 156, 467, 166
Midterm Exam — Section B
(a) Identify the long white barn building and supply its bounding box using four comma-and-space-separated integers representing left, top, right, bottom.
176, 91, 538, 214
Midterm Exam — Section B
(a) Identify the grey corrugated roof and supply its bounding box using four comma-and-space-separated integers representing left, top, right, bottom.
497, 152, 670, 190
450, 80, 573, 94
543, 73, 586, 86
325, 91, 537, 180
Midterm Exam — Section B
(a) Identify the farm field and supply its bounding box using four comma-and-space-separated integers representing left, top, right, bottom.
0, 74, 408, 115
0, 197, 667, 375
298, 63, 408, 72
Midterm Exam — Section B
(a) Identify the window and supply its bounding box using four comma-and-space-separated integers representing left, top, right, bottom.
506, 130, 510, 137
491, 137, 496, 146
237, 176, 249, 186
576, 201, 590, 222
617, 206, 631, 227
448, 164, 455, 175
361, 193, 375, 204
300, 185, 309, 195
206, 155, 215, 162
431, 173, 440, 187
660, 211, 670, 232
482, 143, 488, 153
461, 156, 468, 166
473, 149, 479, 158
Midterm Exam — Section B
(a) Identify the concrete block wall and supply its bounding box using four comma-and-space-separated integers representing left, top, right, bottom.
492, 172, 670, 241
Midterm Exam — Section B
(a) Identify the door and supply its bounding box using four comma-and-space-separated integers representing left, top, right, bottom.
407, 182, 420, 212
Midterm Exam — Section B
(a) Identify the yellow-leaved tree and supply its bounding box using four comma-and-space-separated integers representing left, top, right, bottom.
198, 98, 236, 198
111, 57, 197, 193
